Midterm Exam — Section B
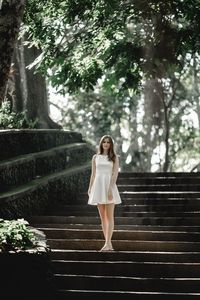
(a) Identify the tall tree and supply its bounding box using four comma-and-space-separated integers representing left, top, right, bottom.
18, 39, 62, 128
0, 0, 26, 105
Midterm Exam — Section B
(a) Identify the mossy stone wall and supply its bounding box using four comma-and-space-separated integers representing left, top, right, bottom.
0, 130, 95, 219
0, 129, 83, 161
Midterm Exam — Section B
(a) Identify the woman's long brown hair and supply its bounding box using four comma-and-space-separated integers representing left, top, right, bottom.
97, 135, 117, 162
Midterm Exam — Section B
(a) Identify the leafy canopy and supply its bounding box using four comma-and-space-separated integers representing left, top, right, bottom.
23, 0, 200, 94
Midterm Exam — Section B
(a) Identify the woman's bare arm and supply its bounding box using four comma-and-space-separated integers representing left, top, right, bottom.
88, 154, 96, 195
108, 155, 119, 194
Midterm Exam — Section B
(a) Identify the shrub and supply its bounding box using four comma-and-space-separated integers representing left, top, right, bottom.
0, 101, 38, 129
0, 218, 37, 252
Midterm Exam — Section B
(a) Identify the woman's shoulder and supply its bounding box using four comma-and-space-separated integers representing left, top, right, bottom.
92, 154, 98, 160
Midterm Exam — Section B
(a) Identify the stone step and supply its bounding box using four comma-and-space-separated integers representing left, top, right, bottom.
78, 197, 200, 207
56, 289, 200, 299
118, 184, 200, 192
117, 177, 200, 185
54, 274, 200, 293
120, 192, 200, 198
45, 210, 200, 217
50, 249, 200, 263
74, 195, 200, 206
48, 239, 200, 252
39, 228, 200, 241
28, 215, 200, 226
80, 192, 200, 200
52, 260, 200, 277
118, 172, 200, 178
32, 223, 200, 231
46, 203, 200, 213
121, 198, 200, 205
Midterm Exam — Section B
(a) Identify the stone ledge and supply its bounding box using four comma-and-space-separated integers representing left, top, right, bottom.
0, 163, 91, 219
0, 142, 94, 192
0, 129, 83, 161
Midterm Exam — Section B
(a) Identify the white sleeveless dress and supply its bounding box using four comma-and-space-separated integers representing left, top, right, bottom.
88, 154, 122, 205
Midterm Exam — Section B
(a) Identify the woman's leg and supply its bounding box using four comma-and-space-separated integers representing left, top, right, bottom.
97, 203, 115, 251
105, 203, 115, 249
97, 204, 106, 240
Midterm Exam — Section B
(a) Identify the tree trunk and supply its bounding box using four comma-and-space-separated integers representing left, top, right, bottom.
24, 43, 62, 129
162, 100, 170, 172
12, 36, 27, 112
0, 0, 26, 105
125, 97, 141, 172
142, 78, 164, 171
193, 53, 200, 129
11, 36, 62, 129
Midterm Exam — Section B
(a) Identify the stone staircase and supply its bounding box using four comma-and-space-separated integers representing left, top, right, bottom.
28, 172, 200, 299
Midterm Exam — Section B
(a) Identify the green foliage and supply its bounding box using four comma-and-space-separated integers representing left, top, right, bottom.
0, 218, 36, 252
59, 71, 129, 142
23, 0, 200, 171
23, 0, 200, 93
0, 101, 38, 129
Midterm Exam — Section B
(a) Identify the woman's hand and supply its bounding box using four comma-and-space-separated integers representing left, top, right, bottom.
108, 188, 113, 201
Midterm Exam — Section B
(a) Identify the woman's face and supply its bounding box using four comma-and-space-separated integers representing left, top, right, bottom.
102, 138, 111, 151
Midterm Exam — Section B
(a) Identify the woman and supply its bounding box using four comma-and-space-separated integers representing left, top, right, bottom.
87, 135, 122, 251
